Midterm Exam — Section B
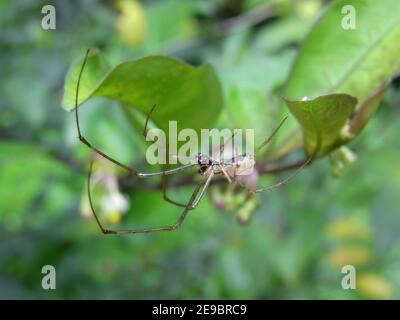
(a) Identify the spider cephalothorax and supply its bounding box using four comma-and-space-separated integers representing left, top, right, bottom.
197, 153, 213, 175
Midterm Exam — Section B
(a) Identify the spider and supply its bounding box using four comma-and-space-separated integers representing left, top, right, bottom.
74, 49, 310, 235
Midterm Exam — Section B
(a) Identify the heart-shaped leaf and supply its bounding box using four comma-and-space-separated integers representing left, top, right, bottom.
283, 0, 400, 155
285, 94, 357, 156
285, 0, 400, 102
62, 50, 223, 134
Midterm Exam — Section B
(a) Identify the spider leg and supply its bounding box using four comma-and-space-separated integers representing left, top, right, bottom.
249, 157, 312, 194
191, 170, 214, 209
143, 103, 157, 138
161, 165, 190, 208
218, 164, 233, 184
74, 50, 134, 173
87, 160, 208, 234
219, 131, 237, 157
75, 49, 192, 178
253, 126, 318, 193
257, 116, 288, 151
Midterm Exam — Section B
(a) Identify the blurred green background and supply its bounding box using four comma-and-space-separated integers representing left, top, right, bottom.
1, 0, 400, 299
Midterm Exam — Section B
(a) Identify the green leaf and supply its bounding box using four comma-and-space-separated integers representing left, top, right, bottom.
285, 94, 357, 156
283, 0, 400, 152
62, 51, 223, 134
144, 0, 199, 51
0, 143, 73, 230
285, 0, 400, 102
216, 47, 294, 149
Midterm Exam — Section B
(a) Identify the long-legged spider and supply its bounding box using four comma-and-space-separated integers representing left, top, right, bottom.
74, 49, 309, 234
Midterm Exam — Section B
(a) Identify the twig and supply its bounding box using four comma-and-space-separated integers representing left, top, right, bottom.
216, 3, 276, 34
119, 157, 311, 191
259, 157, 311, 174
167, 3, 277, 56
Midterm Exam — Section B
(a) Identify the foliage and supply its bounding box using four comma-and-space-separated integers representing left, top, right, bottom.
1, 0, 400, 299
63, 52, 223, 134
285, 94, 357, 156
